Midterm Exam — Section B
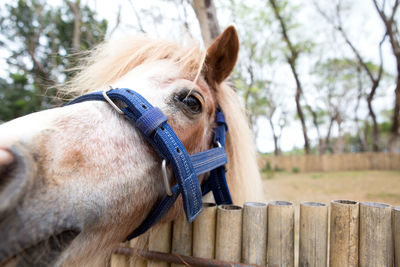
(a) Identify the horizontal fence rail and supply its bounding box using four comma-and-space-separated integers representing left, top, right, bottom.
112, 200, 400, 267
115, 248, 263, 267
260, 152, 400, 172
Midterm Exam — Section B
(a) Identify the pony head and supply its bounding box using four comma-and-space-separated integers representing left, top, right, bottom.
0, 26, 262, 266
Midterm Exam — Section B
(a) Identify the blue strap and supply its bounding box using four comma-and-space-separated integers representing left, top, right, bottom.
190, 147, 227, 176
209, 110, 232, 204
136, 107, 168, 137
69, 89, 203, 222
189, 111, 232, 202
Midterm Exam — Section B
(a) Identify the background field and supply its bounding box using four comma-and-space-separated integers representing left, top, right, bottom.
262, 170, 400, 206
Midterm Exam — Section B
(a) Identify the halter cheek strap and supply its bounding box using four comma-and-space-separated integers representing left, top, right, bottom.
68, 88, 232, 240
201, 111, 232, 204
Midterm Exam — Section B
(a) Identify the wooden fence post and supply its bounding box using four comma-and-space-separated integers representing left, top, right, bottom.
193, 203, 217, 259
111, 242, 130, 267
148, 222, 172, 267
299, 202, 328, 267
171, 215, 192, 267
329, 200, 359, 267
215, 205, 242, 262
359, 202, 393, 267
267, 201, 295, 267
394, 207, 400, 267
242, 202, 267, 266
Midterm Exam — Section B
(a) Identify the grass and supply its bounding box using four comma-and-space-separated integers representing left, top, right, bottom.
261, 170, 400, 206
366, 192, 400, 200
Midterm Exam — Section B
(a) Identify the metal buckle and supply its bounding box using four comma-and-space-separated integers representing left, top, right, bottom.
216, 141, 222, 148
102, 88, 124, 115
161, 160, 172, 196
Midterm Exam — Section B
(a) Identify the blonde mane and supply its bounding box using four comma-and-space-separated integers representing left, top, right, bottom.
63, 35, 263, 205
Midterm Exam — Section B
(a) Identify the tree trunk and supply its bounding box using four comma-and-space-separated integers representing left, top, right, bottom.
334, 119, 344, 154
355, 66, 369, 151
389, 79, 400, 152
191, 0, 220, 46
322, 116, 336, 154
367, 82, 380, 152
306, 105, 322, 154
364, 121, 371, 150
268, 117, 281, 156
269, 0, 311, 154
372, 0, 400, 152
66, 0, 81, 52
294, 80, 311, 154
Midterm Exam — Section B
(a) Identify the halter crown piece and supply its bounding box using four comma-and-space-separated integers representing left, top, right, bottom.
68, 88, 232, 240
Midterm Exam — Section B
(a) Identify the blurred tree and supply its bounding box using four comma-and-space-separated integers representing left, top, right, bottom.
226, 0, 288, 154
0, 0, 107, 121
342, 109, 394, 152
372, 0, 400, 152
0, 73, 40, 122
316, 1, 386, 152
268, 0, 314, 154
314, 58, 366, 153
191, 0, 220, 46
265, 93, 288, 156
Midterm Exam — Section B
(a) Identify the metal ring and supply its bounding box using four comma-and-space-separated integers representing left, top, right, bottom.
216, 141, 222, 148
102, 90, 124, 115
162, 160, 172, 196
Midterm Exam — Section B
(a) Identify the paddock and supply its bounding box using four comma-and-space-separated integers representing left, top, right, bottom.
111, 199, 400, 267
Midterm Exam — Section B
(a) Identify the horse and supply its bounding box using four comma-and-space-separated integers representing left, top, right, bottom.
0, 26, 263, 266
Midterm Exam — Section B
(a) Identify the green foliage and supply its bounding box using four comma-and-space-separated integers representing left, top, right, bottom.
379, 121, 392, 133
262, 161, 272, 171
313, 58, 362, 100
0, 73, 40, 122
0, 0, 107, 121
379, 109, 393, 133
292, 166, 300, 173
226, 0, 291, 146
311, 174, 323, 179
261, 162, 275, 179
267, 0, 316, 59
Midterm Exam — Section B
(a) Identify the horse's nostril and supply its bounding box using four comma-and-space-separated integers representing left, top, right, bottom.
0, 148, 16, 191
0, 145, 36, 216
0, 148, 14, 167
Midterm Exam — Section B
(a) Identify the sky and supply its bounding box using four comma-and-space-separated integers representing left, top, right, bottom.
1, 0, 397, 153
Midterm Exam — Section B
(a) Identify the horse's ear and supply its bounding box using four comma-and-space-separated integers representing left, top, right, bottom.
204, 26, 239, 85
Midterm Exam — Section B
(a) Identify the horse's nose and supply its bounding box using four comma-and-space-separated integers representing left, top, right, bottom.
0, 148, 14, 166
0, 145, 36, 216
0, 148, 15, 190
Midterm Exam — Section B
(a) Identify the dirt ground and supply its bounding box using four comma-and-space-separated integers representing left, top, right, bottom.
262, 170, 400, 207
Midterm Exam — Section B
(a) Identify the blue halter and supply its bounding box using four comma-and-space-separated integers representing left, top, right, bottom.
68, 88, 232, 240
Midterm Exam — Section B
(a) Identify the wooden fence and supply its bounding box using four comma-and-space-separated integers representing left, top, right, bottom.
259, 152, 400, 173
111, 200, 400, 267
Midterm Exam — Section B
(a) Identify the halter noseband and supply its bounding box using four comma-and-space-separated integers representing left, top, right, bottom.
68, 88, 232, 240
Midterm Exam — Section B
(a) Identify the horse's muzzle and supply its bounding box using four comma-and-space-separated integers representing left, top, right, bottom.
0, 144, 82, 266
0, 144, 36, 217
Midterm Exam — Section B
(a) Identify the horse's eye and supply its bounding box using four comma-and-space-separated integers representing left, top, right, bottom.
174, 92, 203, 114
182, 95, 202, 113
